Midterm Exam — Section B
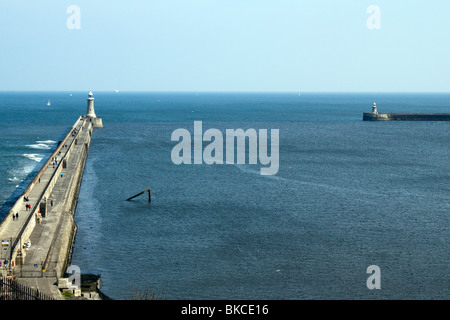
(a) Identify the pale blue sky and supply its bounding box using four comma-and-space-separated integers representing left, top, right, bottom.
1, 0, 449, 92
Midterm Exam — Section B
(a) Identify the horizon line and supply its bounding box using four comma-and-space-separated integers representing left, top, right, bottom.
1, 90, 450, 94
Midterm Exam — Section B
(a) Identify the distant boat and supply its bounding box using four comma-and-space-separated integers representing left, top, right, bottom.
114, 89, 119, 93
47, 100, 51, 106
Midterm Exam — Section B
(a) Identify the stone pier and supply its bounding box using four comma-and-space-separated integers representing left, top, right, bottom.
0, 92, 102, 299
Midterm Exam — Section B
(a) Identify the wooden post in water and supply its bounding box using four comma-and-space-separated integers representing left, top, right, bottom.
126, 188, 151, 202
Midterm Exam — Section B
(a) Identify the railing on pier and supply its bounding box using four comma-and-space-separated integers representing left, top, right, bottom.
0, 276, 54, 300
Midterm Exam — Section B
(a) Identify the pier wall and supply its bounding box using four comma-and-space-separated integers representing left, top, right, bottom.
63, 124, 92, 213
0, 117, 84, 234
43, 122, 93, 278
0, 116, 94, 271
363, 112, 450, 121
0, 92, 103, 299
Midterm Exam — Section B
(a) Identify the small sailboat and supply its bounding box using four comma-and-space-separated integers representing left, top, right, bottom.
47, 100, 51, 106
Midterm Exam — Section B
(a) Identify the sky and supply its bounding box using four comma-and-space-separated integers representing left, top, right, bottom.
0, 0, 449, 92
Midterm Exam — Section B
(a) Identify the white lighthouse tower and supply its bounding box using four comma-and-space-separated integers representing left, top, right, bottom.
85, 91, 103, 128
86, 91, 97, 118
372, 102, 378, 114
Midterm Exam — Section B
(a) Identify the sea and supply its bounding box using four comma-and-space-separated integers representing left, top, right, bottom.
0, 92, 448, 300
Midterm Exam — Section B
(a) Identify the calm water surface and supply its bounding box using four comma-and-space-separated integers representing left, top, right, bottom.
1, 92, 448, 299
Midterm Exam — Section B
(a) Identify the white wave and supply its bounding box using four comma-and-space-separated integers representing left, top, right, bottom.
236, 164, 261, 175
235, 164, 289, 182
7, 163, 35, 185
26, 143, 51, 150
22, 164, 36, 175
23, 153, 44, 162
36, 140, 57, 144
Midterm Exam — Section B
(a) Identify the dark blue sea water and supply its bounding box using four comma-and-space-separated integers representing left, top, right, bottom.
0, 92, 449, 299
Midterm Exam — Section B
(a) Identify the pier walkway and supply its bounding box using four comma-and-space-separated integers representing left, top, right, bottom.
0, 93, 102, 299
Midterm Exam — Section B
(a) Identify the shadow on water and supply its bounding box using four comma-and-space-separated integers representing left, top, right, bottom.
120, 197, 154, 214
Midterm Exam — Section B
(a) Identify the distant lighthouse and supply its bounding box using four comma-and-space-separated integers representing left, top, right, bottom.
372, 102, 378, 114
85, 91, 103, 128
86, 91, 97, 118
